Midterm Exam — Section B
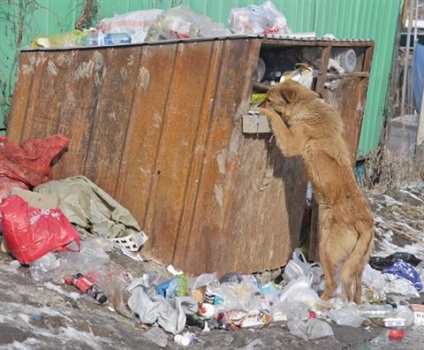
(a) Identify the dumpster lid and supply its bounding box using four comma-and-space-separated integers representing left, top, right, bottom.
20, 33, 374, 52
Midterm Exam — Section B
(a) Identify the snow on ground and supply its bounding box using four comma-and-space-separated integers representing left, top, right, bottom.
367, 182, 424, 258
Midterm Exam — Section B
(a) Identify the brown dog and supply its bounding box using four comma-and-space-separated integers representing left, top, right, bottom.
256, 80, 374, 304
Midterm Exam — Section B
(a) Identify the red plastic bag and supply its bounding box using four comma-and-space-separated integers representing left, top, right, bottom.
0, 195, 80, 264
0, 134, 70, 199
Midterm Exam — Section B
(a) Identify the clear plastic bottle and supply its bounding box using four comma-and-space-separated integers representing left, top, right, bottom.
332, 48, 357, 73
83, 33, 131, 46
357, 303, 393, 318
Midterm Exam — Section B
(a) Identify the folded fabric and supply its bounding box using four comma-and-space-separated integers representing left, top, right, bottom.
35, 176, 143, 239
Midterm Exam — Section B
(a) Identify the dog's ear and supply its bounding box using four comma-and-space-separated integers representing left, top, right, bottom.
279, 84, 298, 103
279, 81, 319, 103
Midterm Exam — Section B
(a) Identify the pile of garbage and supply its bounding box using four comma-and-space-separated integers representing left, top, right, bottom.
30, 1, 293, 48
0, 134, 424, 347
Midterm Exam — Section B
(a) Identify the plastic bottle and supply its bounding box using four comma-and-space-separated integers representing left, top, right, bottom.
67, 273, 108, 304
357, 303, 393, 318
332, 48, 357, 73
83, 32, 131, 46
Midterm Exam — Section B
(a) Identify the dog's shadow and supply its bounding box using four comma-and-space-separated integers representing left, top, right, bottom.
253, 133, 308, 252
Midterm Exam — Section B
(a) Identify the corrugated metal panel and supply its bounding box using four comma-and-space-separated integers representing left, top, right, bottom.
313, 0, 402, 155
8, 38, 309, 276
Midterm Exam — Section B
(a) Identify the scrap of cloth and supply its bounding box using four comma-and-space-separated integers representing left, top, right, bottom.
34, 175, 141, 238
127, 277, 198, 335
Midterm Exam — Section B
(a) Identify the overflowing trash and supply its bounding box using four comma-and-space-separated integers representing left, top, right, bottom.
228, 0, 291, 36
29, 1, 303, 49
145, 5, 231, 42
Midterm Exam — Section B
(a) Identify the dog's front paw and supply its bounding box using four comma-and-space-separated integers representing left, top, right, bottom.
252, 106, 265, 114
253, 106, 273, 119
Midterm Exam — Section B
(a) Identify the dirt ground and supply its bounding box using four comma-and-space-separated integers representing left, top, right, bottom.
0, 249, 394, 350
1, 181, 424, 350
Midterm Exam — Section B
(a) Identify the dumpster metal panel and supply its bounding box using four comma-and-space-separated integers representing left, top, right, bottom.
8, 37, 308, 276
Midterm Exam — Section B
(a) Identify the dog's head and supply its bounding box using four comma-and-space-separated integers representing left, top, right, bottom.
264, 80, 320, 120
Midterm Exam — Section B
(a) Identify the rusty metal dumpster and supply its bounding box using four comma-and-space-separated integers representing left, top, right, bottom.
7, 37, 373, 276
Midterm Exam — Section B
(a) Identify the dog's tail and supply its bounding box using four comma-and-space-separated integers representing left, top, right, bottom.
339, 220, 374, 300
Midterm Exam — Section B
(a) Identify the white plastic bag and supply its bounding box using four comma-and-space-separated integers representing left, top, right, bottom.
146, 5, 230, 42
97, 9, 163, 43
327, 306, 367, 328
229, 1, 291, 36
280, 64, 314, 89
382, 277, 420, 298
283, 248, 323, 290
279, 275, 320, 305
288, 318, 334, 340
270, 300, 310, 322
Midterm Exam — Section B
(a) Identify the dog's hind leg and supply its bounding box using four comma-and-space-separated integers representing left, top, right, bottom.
339, 222, 374, 303
353, 225, 374, 304
318, 209, 338, 300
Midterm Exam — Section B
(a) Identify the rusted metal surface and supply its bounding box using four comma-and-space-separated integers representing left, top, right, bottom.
7, 38, 303, 276
7, 37, 373, 276
322, 78, 369, 162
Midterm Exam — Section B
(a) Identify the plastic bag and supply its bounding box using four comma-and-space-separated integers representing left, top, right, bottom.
31, 30, 85, 48
327, 306, 367, 328
0, 195, 80, 264
279, 275, 320, 305
370, 252, 423, 271
288, 318, 334, 340
206, 280, 259, 311
394, 304, 415, 327
57, 238, 110, 274
145, 5, 230, 42
29, 252, 61, 281
229, 1, 291, 36
383, 260, 423, 292
362, 263, 387, 289
382, 277, 420, 298
270, 301, 310, 322
0, 135, 69, 200
97, 9, 163, 43
280, 64, 314, 89
283, 248, 323, 289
